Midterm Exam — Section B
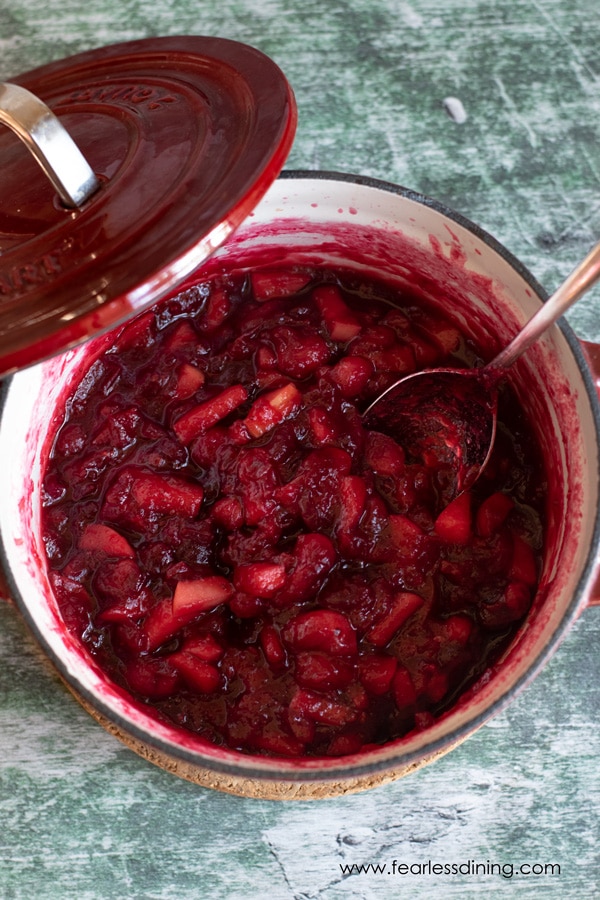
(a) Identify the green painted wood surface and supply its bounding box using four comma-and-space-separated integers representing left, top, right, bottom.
0, 1, 599, 897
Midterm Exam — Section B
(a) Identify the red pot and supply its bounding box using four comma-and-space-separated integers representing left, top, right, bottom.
1, 171, 598, 799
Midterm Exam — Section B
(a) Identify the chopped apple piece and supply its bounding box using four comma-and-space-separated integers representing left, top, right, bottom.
312, 284, 362, 341
78, 523, 134, 558
367, 592, 424, 647
233, 562, 287, 598
251, 269, 312, 301
174, 384, 248, 445
435, 492, 472, 544
174, 363, 205, 400
172, 576, 234, 615
243, 383, 302, 438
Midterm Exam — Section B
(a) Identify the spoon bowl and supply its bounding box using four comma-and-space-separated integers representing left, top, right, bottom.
364, 366, 499, 503
364, 239, 600, 501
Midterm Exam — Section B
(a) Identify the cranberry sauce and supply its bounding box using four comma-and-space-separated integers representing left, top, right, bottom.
41, 267, 546, 758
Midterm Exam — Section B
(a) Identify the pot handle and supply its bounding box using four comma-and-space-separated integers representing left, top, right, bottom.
580, 338, 600, 607
0, 82, 99, 207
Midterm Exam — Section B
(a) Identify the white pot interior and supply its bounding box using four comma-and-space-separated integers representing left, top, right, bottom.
0, 174, 598, 781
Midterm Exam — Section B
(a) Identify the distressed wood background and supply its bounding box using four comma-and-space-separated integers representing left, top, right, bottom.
0, 1, 599, 897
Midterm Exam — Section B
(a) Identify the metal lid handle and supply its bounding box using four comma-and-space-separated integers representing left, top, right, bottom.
0, 82, 99, 208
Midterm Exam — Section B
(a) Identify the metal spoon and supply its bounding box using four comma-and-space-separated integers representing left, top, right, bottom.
363, 239, 600, 502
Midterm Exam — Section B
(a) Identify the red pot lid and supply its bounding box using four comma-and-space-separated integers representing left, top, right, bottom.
0, 36, 297, 375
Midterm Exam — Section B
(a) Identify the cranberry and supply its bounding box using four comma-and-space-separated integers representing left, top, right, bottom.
41, 266, 546, 758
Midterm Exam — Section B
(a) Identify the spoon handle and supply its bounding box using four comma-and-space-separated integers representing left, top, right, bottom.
491, 239, 600, 370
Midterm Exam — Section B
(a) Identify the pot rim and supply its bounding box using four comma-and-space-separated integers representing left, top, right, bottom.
1, 169, 599, 784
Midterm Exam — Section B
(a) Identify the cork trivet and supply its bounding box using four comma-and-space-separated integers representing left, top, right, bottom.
69, 683, 470, 800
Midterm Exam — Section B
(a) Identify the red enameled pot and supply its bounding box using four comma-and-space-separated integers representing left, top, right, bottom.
0, 39, 598, 799
1, 171, 600, 798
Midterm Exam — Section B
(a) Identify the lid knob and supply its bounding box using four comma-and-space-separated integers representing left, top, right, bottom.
0, 82, 100, 207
